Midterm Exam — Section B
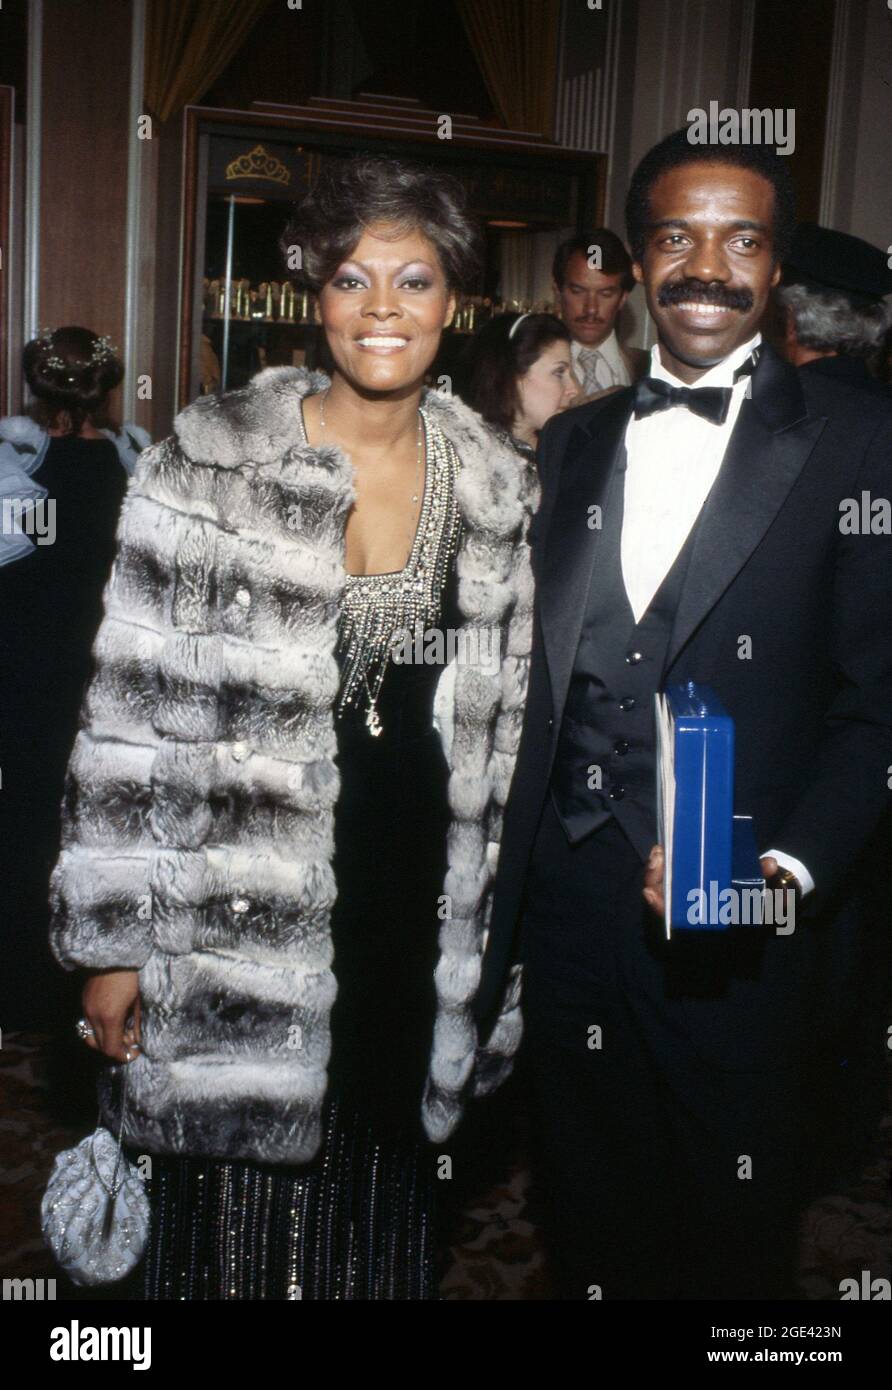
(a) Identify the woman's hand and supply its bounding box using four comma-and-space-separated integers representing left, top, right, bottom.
81, 970, 142, 1062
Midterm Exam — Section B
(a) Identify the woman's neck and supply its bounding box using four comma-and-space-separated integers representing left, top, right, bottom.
311, 374, 423, 452
511, 416, 537, 448
47, 418, 104, 439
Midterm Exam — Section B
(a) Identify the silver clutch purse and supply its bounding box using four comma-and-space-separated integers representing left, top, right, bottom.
41, 1065, 150, 1286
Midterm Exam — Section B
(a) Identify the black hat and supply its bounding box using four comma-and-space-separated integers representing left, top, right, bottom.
782, 223, 892, 306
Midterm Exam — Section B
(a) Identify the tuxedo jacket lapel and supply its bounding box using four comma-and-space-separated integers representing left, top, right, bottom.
538, 389, 631, 722
537, 350, 828, 711
664, 349, 827, 674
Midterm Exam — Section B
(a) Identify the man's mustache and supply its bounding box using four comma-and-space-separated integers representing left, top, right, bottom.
657, 280, 754, 311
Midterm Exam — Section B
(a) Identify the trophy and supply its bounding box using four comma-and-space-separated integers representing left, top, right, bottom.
280, 282, 296, 322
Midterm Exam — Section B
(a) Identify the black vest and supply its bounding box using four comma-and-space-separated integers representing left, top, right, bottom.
549, 448, 699, 859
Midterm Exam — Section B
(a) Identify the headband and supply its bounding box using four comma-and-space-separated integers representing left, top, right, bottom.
508, 312, 532, 340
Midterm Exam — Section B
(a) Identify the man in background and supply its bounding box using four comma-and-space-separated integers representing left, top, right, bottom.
773, 222, 892, 398
552, 230, 648, 399
773, 222, 892, 1186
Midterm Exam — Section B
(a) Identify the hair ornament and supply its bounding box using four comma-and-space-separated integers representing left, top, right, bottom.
508, 312, 532, 340
35, 325, 64, 370
90, 334, 119, 365
34, 326, 119, 371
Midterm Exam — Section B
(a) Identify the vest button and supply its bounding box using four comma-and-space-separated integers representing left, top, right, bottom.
610, 786, 626, 800
546, 717, 554, 731
625, 651, 643, 665
613, 739, 630, 755
619, 696, 636, 711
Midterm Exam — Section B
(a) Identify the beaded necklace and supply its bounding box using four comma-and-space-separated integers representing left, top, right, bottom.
297, 392, 462, 736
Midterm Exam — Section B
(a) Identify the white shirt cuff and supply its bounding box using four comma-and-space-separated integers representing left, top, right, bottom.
761, 849, 814, 896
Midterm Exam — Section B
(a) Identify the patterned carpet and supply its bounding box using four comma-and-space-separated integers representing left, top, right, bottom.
1, 1031, 889, 1300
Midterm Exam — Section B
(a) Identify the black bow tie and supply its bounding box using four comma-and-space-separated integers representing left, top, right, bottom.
632, 348, 761, 425
633, 377, 731, 424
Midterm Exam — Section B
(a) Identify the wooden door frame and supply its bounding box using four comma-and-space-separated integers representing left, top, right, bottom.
0, 86, 14, 416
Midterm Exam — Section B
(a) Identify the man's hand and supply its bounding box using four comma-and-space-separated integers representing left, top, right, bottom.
642, 845, 665, 914
642, 847, 784, 916
81, 970, 142, 1062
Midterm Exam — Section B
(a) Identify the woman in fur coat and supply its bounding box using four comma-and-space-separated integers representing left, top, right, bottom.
49, 158, 537, 1300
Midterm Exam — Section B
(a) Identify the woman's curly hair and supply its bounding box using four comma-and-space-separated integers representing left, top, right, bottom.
279, 156, 482, 293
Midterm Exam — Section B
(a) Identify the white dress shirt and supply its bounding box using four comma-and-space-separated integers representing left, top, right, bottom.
618, 332, 814, 895
572, 330, 630, 393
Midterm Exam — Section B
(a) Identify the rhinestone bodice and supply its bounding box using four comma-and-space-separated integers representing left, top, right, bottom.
296, 396, 463, 732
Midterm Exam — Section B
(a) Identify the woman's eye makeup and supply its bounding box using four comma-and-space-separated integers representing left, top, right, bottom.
330, 266, 435, 291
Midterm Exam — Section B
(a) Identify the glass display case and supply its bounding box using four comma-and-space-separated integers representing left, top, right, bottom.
179, 95, 604, 408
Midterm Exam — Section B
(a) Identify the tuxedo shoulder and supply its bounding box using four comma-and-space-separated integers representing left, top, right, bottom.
798, 370, 892, 430
544, 388, 633, 446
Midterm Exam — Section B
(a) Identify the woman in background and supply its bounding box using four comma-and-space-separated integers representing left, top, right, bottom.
0, 328, 147, 1030
465, 311, 580, 462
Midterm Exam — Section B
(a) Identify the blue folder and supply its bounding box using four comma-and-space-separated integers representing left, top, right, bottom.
655, 682, 764, 933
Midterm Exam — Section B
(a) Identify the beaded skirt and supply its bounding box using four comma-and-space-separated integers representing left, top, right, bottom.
140, 1098, 437, 1300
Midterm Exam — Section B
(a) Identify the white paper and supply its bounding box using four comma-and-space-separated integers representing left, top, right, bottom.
654, 693, 676, 939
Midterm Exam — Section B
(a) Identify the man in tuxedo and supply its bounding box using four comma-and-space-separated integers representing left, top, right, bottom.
553, 231, 649, 399
477, 129, 892, 1300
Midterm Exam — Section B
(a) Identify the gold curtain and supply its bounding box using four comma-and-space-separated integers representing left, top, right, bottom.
455, 0, 561, 135
144, 0, 273, 122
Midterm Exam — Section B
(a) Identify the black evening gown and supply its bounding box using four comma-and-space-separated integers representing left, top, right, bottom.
0, 435, 127, 1029
140, 563, 463, 1301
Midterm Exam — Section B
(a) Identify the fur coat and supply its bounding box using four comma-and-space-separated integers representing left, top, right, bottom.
49, 366, 538, 1165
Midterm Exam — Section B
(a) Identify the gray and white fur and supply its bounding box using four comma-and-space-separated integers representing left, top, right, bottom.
49, 366, 538, 1164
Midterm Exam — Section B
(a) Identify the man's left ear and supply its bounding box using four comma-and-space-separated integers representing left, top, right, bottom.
632, 261, 644, 287
770, 262, 782, 288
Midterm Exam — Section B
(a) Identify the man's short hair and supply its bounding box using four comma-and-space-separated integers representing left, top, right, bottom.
552, 230, 635, 293
625, 128, 796, 264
